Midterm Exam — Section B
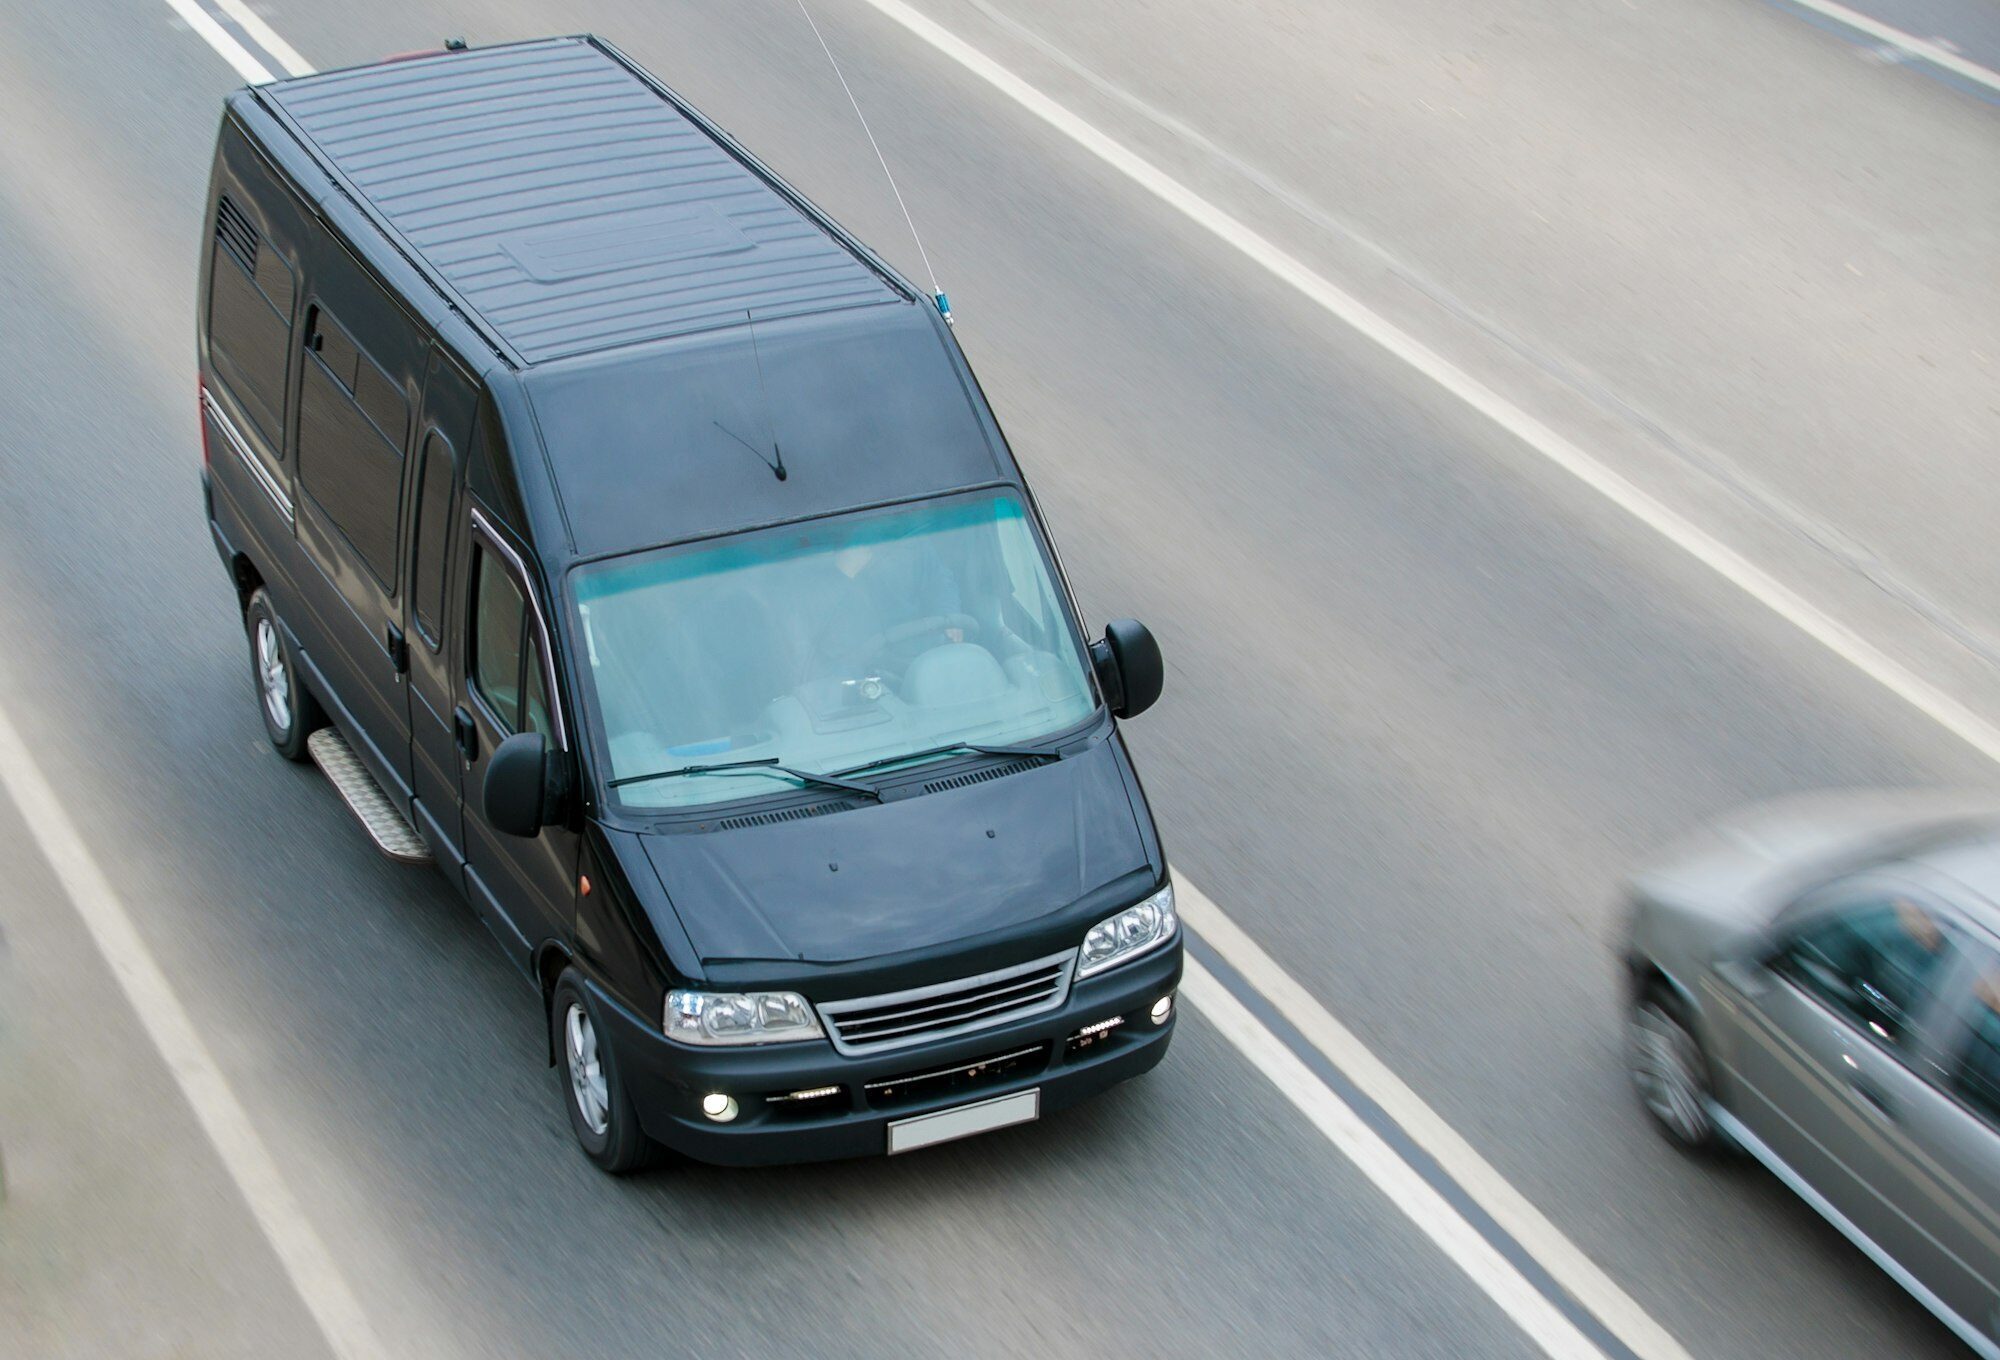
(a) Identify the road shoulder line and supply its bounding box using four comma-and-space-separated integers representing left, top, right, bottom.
0, 704, 385, 1360
1775, 0, 2000, 92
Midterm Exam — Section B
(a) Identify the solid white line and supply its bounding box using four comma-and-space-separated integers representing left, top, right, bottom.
1179, 882, 1696, 1360
126, 0, 1976, 1356
1783, 0, 2000, 93
210, 0, 315, 77
157, 0, 275, 84
1181, 956, 1607, 1360
845, 1, 2000, 769
0, 706, 387, 1360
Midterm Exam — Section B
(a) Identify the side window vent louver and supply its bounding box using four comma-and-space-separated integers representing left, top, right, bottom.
215, 194, 258, 272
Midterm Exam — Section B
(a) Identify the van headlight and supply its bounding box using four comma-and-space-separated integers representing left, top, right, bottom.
665, 990, 824, 1045
1077, 882, 1178, 978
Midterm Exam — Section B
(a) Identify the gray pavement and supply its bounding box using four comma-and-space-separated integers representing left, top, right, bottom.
0, 0, 1995, 1356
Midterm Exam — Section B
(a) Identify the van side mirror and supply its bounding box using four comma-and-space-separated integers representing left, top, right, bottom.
485, 731, 555, 837
1090, 619, 1164, 719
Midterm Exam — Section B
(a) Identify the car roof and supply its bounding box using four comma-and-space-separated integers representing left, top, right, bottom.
256, 36, 906, 368
1891, 831, 2000, 939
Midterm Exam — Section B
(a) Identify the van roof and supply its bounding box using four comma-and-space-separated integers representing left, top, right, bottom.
257, 36, 907, 367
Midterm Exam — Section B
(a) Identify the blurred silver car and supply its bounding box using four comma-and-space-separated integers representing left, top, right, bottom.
1622, 792, 2000, 1357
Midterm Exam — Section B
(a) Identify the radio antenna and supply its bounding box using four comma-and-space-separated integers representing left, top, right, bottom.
794, 0, 953, 325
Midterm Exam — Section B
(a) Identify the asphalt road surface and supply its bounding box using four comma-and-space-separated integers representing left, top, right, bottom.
0, 0, 1995, 1357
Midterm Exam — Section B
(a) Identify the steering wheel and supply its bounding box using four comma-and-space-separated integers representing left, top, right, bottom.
860, 613, 982, 660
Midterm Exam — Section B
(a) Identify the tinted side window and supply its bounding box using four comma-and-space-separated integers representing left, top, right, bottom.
1778, 896, 1957, 1046
207, 195, 294, 446
1941, 950, 2000, 1128
411, 433, 456, 645
472, 546, 526, 731
522, 634, 551, 738
297, 305, 410, 590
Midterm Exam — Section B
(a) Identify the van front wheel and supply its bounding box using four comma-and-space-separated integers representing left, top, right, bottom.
245, 589, 323, 761
553, 972, 655, 1174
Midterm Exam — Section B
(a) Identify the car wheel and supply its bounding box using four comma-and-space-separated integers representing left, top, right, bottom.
245, 588, 324, 761
552, 971, 654, 1174
1627, 985, 1724, 1153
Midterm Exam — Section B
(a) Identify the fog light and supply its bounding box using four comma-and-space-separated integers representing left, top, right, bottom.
1150, 994, 1174, 1025
701, 1092, 739, 1123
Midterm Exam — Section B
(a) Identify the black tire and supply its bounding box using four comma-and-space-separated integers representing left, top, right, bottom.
1627, 982, 1726, 1154
244, 588, 324, 762
552, 971, 654, 1174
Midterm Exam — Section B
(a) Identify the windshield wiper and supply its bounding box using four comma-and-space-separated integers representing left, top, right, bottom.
834, 740, 1063, 779
609, 757, 883, 800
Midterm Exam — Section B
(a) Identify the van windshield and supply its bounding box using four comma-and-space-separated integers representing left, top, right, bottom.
571, 492, 1098, 809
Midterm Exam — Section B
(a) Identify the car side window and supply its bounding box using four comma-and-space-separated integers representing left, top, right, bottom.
410, 432, 456, 647
522, 634, 552, 738
1776, 896, 1957, 1047
471, 545, 527, 731
1944, 955, 2000, 1128
207, 195, 295, 448
297, 303, 411, 591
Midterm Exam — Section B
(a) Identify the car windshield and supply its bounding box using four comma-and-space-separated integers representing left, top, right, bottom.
571, 492, 1098, 809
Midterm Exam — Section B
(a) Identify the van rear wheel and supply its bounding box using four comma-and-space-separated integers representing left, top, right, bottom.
245, 589, 323, 761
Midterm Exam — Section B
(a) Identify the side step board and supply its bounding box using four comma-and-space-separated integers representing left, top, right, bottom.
306, 727, 432, 865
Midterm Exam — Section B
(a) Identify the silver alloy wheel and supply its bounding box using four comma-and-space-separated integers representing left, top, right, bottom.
255, 617, 291, 731
1628, 998, 1711, 1145
565, 1002, 610, 1136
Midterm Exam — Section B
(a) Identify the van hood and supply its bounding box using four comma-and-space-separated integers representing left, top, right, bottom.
640, 740, 1151, 966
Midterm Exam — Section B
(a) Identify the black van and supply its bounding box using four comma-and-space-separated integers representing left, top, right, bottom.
198, 36, 1178, 1169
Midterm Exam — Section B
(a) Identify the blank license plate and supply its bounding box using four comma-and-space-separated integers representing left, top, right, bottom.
887, 1088, 1040, 1154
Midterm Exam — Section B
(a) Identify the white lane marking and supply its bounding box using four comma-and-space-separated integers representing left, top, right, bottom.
1179, 883, 1695, 1360
157, 0, 275, 83
158, 0, 1676, 1352
211, 0, 314, 77
1182, 956, 1608, 1360
127, 0, 1961, 1356
847, 0, 2000, 773
1782, 0, 2000, 93
0, 706, 386, 1360
849, 8, 2000, 1348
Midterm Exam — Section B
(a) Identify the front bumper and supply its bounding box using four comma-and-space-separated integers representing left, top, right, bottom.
596, 941, 1183, 1165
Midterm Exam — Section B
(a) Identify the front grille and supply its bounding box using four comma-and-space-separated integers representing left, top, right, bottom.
818, 950, 1075, 1056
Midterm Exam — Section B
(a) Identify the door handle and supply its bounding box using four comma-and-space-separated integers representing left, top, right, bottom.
452, 705, 478, 764
384, 621, 408, 674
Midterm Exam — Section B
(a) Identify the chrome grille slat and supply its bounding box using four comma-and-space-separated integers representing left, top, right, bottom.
818, 949, 1076, 1056
835, 989, 1064, 1044
833, 969, 1064, 1031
